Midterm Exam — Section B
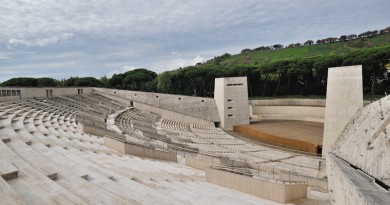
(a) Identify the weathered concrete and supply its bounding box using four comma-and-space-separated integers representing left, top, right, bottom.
279, 172, 328, 191
331, 95, 390, 188
133, 101, 215, 127
185, 154, 222, 171
104, 136, 177, 162
206, 167, 307, 203
327, 154, 390, 205
251, 105, 325, 122
323, 65, 363, 156
250, 99, 326, 107
93, 87, 220, 123
0, 87, 92, 102
0, 159, 19, 180
214, 77, 249, 130
0, 177, 26, 205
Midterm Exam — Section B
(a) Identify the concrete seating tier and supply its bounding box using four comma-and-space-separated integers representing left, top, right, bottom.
156, 117, 326, 178
0, 96, 278, 204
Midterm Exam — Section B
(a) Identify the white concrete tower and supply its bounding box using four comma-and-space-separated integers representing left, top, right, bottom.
214, 77, 250, 130
322, 65, 363, 156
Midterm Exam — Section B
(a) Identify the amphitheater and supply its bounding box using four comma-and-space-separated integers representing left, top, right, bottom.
0, 66, 389, 205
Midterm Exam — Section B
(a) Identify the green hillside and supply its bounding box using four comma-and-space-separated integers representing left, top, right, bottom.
212, 33, 390, 66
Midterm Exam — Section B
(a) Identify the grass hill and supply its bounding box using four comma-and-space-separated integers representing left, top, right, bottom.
208, 32, 390, 67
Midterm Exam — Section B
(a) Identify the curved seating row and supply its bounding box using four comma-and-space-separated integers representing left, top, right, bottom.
1, 95, 278, 204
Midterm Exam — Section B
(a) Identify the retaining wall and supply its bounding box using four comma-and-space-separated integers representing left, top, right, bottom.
0, 87, 92, 102
133, 102, 215, 127
205, 168, 307, 203
185, 155, 221, 170
250, 99, 325, 122
279, 172, 328, 191
327, 154, 390, 205
104, 136, 177, 162
92, 88, 220, 123
80, 123, 177, 162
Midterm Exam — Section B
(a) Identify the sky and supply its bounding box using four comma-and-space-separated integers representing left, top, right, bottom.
0, 0, 389, 82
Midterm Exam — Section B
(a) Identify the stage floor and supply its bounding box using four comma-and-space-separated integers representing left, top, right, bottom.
243, 120, 324, 146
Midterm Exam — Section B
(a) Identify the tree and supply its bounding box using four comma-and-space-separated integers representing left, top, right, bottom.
273, 44, 284, 50
1, 77, 37, 87
122, 69, 157, 91
338, 35, 347, 42
157, 71, 174, 93
100, 75, 109, 87
241, 48, 251, 53
304, 40, 314, 46
74, 77, 103, 87
65, 77, 78, 86
37, 78, 57, 87
109, 74, 124, 89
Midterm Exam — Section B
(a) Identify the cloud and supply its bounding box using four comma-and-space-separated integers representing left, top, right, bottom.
152, 55, 205, 71
0, 52, 11, 60
8, 33, 74, 47
106, 65, 137, 77
0, 0, 389, 81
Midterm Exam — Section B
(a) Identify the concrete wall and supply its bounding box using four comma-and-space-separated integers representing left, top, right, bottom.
279, 172, 328, 191
205, 168, 307, 203
0, 87, 92, 102
250, 99, 370, 123
331, 95, 390, 187
185, 154, 222, 170
78, 123, 126, 141
104, 136, 125, 153
92, 88, 220, 122
250, 104, 325, 122
133, 102, 215, 127
250, 99, 326, 107
80, 123, 177, 162
104, 136, 177, 162
214, 77, 249, 130
327, 154, 390, 205
323, 65, 363, 156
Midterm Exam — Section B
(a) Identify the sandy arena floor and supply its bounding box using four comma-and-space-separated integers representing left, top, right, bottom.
243, 120, 324, 146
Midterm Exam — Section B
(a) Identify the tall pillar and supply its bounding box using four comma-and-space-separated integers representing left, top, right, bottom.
322, 65, 363, 156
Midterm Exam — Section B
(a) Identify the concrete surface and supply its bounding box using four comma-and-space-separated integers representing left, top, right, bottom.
327, 154, 390, 205
214, 77, 250, 130
323, 65, 363, 156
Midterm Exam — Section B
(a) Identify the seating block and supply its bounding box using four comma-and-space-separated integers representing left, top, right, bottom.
1, 136, 11, 143
0, 159, 19, 180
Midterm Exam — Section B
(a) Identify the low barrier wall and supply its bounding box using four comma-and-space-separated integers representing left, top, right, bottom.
0, 87, 92, 102
185, 155, 220, 170
279, 172, 328, 191
80, 123, 177, 162
78, 123, 126, 141
205, 168, 307, 203
233, 125, 318, 154
104, 136, 177, 162
104, 136, 125, 152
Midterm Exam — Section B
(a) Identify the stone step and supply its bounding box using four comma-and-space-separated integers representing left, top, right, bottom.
0, 159, 19, 180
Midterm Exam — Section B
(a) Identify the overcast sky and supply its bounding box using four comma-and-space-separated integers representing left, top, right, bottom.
0, 0, 389, 82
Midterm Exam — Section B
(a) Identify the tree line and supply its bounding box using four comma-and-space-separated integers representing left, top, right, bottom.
156, 46, 390, 97
4, 46, 389, 98
239, 26, 390, 53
